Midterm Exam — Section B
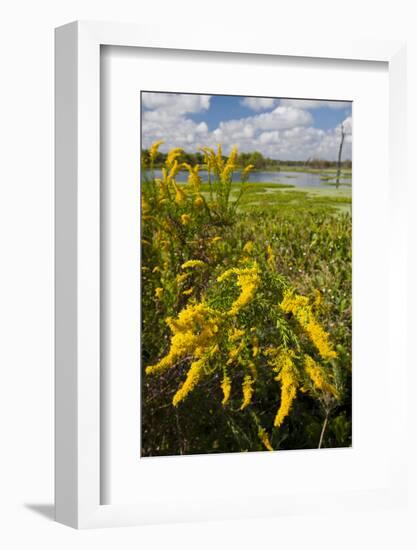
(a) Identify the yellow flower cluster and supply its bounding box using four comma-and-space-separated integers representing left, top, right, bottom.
176, 272, 189, 284
240, 375, 254, 410
258, 427, 273, 451
221, 372, 231, 405
168, 159, 182, 180
304, 355, 338, 397
181, 259, 206, 269
154, 287, 164, 299
241, 163, 254, 181
165, 147, 183, 167
172, 357, 204, 406
143, 142, 344, 439
266, 244, 275, 269
229, 328, 245, 341
200, 144, 237, 181
217, 263, 260, 316
200, 146, 220, 173
142, 197, 151, 214
172, 180, 186, 204
252, 338, 260, 357
243, 241, 254, 254
226, 145, 238, 168
145, 302, 218, 378
216, 144, 224, 169
182, 163, 202, 191
266, 348, 299, 428
149, 139, 164, 163
281, 290, 337, 361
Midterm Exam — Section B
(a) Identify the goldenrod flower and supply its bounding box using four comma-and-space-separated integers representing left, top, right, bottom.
200, 147, 216, 171
221, 163, 234, 181
218, 147, 237, 182
229, 328, 245, 342
226, 341, 244, 365
182, 287, 194, 296
240, 375, 254, 410
218, 263, 260, 316
210, 236, 222, 244
146, 302, 218, 378
266, 348, 299, 428
252, 340, 260, 357
243, 241, 254, 254
241, 164, 254, 181
258, 427, 273, 451
221, 372, 231, 405
171, 180, 186, 204
154, 287, 164, 299
304, 355, 338, 397
166, 147, 183, 167
141, 197, 151, 214
305, 320, 337, 361
172, 358, 204, 406
176, 273, 189, 284
181, 259, 206, 269
216, 144, 224, 171
152, 266, 160, 273
180, 214, 191, 225
149, 140, 164, 163
247, 361, 257, 380
228, 146, 238, 166
182, 163, 202, 191
281, 289, 337, 361
168, 159, 182, 180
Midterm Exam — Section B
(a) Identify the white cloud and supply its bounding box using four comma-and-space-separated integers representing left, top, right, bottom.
280, 99, 352, 110
141, 92, 352, 161
340, 116, 352, 134
240, 97, 278, 111
215, 106, 312, 136
142, 92, 211, 114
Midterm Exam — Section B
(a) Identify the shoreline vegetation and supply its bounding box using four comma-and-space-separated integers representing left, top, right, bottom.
141, 143, 352, 457
141, 148, 352, 173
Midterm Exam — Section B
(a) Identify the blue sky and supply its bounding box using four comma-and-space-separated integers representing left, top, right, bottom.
189, 95, 350, 132
141, 92, 352, 161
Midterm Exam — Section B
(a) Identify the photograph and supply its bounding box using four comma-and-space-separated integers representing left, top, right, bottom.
140, 91, 352, 457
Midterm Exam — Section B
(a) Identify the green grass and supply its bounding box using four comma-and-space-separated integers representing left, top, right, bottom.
141, 172, 352, 456
229, 182, 352, 214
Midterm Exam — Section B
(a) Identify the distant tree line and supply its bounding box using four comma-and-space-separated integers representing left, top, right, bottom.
141, 149, 352, 170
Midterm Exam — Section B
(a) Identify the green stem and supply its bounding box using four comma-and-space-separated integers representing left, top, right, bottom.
318, 411, 329, 449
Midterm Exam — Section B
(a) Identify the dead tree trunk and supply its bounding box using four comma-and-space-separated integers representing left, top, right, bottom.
336, 123, 345, 189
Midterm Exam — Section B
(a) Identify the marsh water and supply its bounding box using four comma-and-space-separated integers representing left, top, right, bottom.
152, 169, 351, 188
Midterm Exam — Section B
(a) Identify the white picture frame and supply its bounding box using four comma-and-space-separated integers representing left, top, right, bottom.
55, 20, 407, 529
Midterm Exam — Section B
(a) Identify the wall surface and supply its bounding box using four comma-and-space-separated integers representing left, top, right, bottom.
0, 0, 416, 548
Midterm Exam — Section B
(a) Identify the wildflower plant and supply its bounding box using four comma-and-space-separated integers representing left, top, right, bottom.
141, 142, 351, 456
